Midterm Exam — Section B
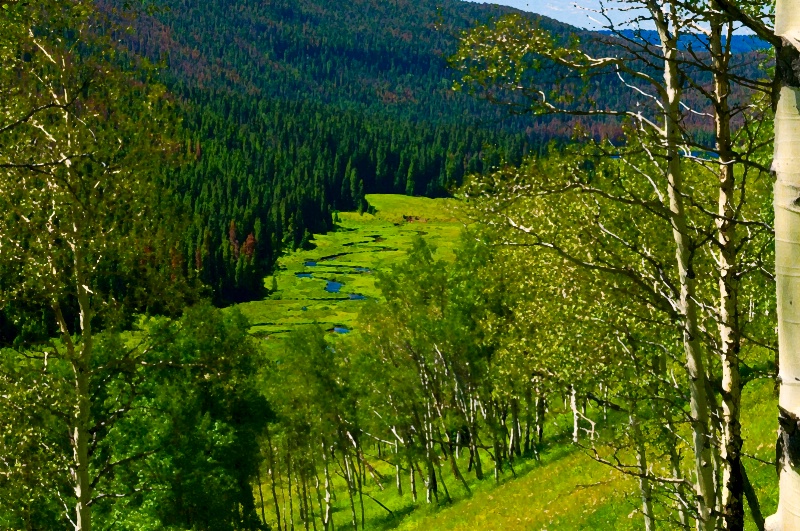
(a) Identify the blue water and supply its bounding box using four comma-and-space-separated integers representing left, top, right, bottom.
333, 327, 350, 334
349, 293, 366, 300
355, 267, 370, 273
296, 272, 313, 279
325, 281, 344, 293
305, 261, 317, 267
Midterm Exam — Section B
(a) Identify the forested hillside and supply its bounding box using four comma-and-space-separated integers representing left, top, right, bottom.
107, 0, 590, 303
112, 0, 768, 303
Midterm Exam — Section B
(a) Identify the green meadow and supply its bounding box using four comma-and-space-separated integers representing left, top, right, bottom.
234, 194, 464, 341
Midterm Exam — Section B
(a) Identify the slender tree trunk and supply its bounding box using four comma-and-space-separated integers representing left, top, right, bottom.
741, 463, 765, 531
510, 398, 522, 458
65, 263, 94, 531
409, 457, 417, 503
536, 395, 546, 445
322, 446, 333, 530
469, 413, 484, 479
631, 413, 656, 531
709, 10, 746, 529
666, 418, 691, 528
278, 451, 289, 531
440, 427, 470, 495
298, 471, 310, 531
287, 453, 295, 531
394, 442, 403, 496
257, 465, 268, 527
570, 386, 579, 444
656, 11, 717, 527
767, 6, 800, 526
312, 466, 326, 531
524, 387, 533, 455
356, 456, 365, 528
305, 472, 318, 531
343, 453, 358, 530
72, 350, 92, 531
265, 430, 283, 531
436, 459, 451, 503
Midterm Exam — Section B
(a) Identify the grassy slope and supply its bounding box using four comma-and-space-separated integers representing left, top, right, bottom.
244, 194, 780, 529
400, 379, 778, 531
255, 380, 778, 530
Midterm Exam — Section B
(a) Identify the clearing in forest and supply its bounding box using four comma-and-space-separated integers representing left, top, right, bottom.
235, 194, 463, 340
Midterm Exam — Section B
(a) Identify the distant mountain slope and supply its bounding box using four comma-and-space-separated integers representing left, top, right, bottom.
599, 29, 769, 53
101, 0, 557, 303
102, 0, 768, 304
122, 0, 583, 126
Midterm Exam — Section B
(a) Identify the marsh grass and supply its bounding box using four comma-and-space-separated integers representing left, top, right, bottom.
234, 194, 464, 342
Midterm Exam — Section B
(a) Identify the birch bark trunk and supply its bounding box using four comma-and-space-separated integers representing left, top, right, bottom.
767, 2, 800, 528
70, 244, 94, 531
653, 5, 717, 527
708, 8, 746, 528
536, 395, 545, 445
322, 448, 333, 530
631, 413, 655, 531
570, 386, 579, 443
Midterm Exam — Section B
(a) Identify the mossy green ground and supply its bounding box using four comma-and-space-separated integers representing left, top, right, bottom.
235, 194, 463, 341
242, 194, 780, 529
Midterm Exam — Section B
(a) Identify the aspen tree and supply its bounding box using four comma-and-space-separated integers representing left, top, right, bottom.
768, 1, 800, 528
0, 2, 186, 528
452, 2, 723, 526
707, 0, 800, 527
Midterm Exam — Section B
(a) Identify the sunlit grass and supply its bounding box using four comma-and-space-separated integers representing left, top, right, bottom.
252, 378, 780, 530
234, 194, 464, 343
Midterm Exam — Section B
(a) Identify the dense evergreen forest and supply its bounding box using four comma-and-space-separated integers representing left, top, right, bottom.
116, 0, 769, 303
2, 0, 798, 530
171, 88, 532, 302
110, 0, 557, 302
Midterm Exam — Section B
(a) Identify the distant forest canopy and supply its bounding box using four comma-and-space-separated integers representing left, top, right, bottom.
103, 0, 767, 304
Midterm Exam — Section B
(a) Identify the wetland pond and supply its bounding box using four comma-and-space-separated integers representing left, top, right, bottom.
325, 281, 344, 293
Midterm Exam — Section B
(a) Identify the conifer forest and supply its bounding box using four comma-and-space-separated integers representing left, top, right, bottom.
1, 0, 799, 530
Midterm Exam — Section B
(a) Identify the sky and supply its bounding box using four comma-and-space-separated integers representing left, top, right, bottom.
462, 0, 645, 30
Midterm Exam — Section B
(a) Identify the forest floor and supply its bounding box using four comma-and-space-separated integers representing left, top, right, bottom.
244, 194, 780, 530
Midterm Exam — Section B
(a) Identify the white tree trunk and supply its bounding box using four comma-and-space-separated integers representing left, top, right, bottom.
570, 386, 580, 443
631, 414, 655, 531
659, 20, 717, 528
71, 247, 94, 531
767, 86, 800, 531
767, 3, 800, 529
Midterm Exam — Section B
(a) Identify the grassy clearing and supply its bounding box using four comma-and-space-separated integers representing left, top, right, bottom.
741, 378, 780, 529
256, 401, 640, 531
234, 194, 463, 341
254, 379, 779, 530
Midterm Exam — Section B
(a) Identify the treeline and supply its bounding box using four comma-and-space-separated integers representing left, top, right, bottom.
171, 88, 536, 302
261, 236, 552, 530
